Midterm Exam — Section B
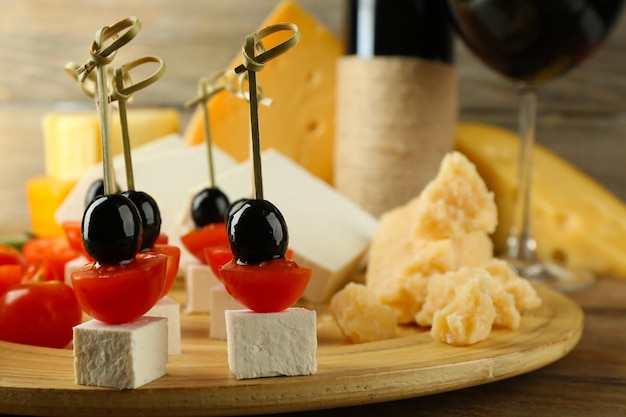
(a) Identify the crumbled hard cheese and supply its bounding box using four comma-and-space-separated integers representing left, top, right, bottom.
330, 283, 397, 343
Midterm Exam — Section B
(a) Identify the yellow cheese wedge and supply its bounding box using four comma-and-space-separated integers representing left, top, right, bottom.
43, 108, 180, 181
182, 0, 341, 184
455, 122, 626, 279
25, 176, 75, 237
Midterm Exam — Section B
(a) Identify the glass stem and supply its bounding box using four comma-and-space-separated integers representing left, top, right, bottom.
507, 83, 538, 262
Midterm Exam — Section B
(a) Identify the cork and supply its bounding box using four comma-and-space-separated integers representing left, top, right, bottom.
334, 56, 458, 217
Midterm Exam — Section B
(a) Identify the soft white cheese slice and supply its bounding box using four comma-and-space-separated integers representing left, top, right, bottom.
55, 134, 237, 263
184, 263, 221, 314
73, 316, 168, 389
146, 296, 182, 354
209, 284, 244, 340
225, 308, 317, 380
192, 149, 379, 303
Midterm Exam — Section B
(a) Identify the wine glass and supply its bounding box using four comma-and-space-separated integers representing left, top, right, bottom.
447, 0, 624, 290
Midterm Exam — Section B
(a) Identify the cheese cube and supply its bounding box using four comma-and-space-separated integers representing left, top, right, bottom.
73, 316, 168, 389
209, 284, 245, 340
25, 176, 75, 237
64, 255, 90, 287
146, 296, 182, 354
225, 308, 317, 379
207, 149, 379, 303
184, 264, 220, 313
43, 109, 180, 182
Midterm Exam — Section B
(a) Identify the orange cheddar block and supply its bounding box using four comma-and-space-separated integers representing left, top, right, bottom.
183, 0, 341, 184
26, 176, 76, 237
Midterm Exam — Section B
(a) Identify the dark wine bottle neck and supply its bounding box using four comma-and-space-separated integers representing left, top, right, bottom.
346, 0, 453, 63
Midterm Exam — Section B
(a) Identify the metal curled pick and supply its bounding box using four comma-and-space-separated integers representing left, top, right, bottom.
76, 17, 142, 82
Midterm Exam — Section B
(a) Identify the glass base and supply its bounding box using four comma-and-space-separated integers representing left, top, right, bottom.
505, 258, 594, 292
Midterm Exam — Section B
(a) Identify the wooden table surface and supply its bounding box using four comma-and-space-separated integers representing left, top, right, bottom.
1, 1, 625, 416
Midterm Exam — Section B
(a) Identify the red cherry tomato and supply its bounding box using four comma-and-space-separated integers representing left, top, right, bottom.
204, 245, 233, 278
0, 280, 82, 348
0, 244, 26, 295
137, 244, 181, 297
61, 220, 93, 262
22, 236, 80, 281
180, 223, 228, 263
0, 265, 24, 296
71, 254, 167, 324
0, 243, 26, 268
21, 262, 56, 283
154, 233, 169, 245
219, 258, 312, 313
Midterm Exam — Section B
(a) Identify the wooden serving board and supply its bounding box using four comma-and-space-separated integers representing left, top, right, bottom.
0, 284, 583, 417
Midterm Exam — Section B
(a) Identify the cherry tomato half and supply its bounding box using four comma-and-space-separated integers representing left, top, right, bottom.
61, 220, 93, 261
0, 243, 25, 268
180, 222, 228, 263
205, 246, 295, 279
0, 280, 82, 348
219, 258, 312, 313
71, 254, 167, 324
22, 236, 80, 281
0, 264, 24, 296
138, 244, 181, 297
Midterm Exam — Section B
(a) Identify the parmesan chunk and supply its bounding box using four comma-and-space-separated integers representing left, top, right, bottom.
330, 283, 397, 343
412, 151, 497, 239
430, 274, 496, 346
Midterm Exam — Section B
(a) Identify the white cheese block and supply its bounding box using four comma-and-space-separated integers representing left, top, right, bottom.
146, 296, 182, 354
189, 149, 379, 303
55, 134, 237, 259
225, 308, 317, 380
73, 316, 168, 389
209, 284, 245, 340
64, 255, 90, 287
184, 264, 221, 314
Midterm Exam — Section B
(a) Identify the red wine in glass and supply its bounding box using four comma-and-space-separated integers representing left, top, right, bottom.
448, 0, 624, 290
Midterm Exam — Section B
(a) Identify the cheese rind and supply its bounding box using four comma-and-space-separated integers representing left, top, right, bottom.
183, 0, 341, 184
73, 316, 168, 389
146, 296, 182, 354
225, 308, 317, 380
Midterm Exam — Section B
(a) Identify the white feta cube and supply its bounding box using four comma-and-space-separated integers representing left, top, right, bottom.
73, 316, 168, 389
184, 263, 220, 313
64, 255, 90, 287
146, 296, 181, 354
225, 308, 317, 379
209, 284, 245, 340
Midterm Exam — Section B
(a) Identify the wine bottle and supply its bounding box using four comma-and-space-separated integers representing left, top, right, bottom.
345, 0, 453, 62
334, 0, 458, 217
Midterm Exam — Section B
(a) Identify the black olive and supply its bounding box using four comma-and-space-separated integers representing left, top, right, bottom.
227, 199, 288, 264
225, 197, 250, 223
82, 194, 143, 265
191, 187, 230, 228
122, 190, 162, 251
85, 178, 119, 207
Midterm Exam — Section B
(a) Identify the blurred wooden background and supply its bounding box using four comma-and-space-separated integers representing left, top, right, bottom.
1, 0, 625, 236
